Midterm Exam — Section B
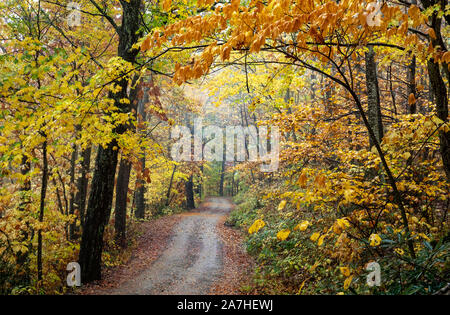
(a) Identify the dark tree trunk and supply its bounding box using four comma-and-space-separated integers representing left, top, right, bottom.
113, 76, 140, 244
199, 164, 203, 198
114, 157, 132, 247
15, 153, 31, 286
37, 138, 48, 282
407, 56, 417, 114
17, 154, 31, 264
185, 174, 195, 209
219, 140, 226, 196
68, 145, 78, 240
219, 158, 225, 196
79, 143, 119, 281
74, 146, 91, 228
365, 46, 384, 148
135, 156, 146, 219
231, 171, 235, 197
78, 0, 142, 283
388, 63, 397, 115
166, 164, 177, 206
134, 83, 147, 219
428, 59, 450, 181
423, 0, 450, 181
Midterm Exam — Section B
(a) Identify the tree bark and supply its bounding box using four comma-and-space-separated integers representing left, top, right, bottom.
134, 155, 146, 219
185, 174, 195, 209
79, 143, 119, 281
407, 56, 417, 114
114, 157, 132, 247
365, 46, 384, 148
17, 154, 31, 267
428, 58, 450, 181
68, 145, 78, 240
219, 163, 225, 197
423, 0, 450, 181
37, 137, 48, 282
74, 146, 91, 228
166, 164, 177, 206
134, 83, 148, 219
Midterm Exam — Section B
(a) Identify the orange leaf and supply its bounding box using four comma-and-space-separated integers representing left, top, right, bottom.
408, 93, 416, 105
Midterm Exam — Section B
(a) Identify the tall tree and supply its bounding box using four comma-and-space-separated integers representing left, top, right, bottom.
114, 157, 132, 247
422, 0, 450, 181
79, 0, 142, 283
365, 46, 384, 148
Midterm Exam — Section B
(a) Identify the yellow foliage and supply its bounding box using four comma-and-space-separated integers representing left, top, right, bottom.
369, 234, 382, 247
343, 275, 353, 290
294, 220, 310, 231
310, 232, 320, 242
248, 219, 266, 234
339, 266, 351, 277
277, 229, 291, 241
278, 200, 287, 211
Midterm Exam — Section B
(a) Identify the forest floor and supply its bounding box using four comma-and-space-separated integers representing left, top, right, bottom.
80, 197, 253, 295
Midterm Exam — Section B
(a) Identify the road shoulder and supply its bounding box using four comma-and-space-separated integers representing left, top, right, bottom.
210, 214, 254, 294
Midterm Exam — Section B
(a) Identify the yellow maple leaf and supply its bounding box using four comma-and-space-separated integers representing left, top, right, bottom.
317, 234, 326, 246
369, 233, 382, 246
297, 172, 307, 188
278, 200, 287, 211
310, 261, 320, 272
339, 266, 351, 277
343, 275, 353, 290
277, 229, 291, 241
248, 219, 265, 234
294, 220, 310, 231
310, 232, 320, 242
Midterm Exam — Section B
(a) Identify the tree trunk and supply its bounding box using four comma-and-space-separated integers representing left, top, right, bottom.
388, 63, 397, 115
113, 76, 140, 244
17, 154, 31, 266
231, 171, 235, 197
68, 145, 78, 240
37, 137, 48, 282
407, 56, 417, 114
219, 144, 226, 196
166, 164, 177, 206
423, 0, 450, 181
74, 146, 91, 229
185, 174, 195, 209
135, 155, 146, 219
16, 153, 31, 286
134, 82, 147, 219
365, 46, 384, 148
79, 142, 119, 281
114, 157, 132, 247
428, 59, 450, 181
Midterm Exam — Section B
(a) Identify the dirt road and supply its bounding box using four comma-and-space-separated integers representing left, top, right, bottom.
107, 197, 235, 295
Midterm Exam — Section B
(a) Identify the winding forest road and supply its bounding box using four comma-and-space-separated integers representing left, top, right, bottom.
107, 197, 235, 295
